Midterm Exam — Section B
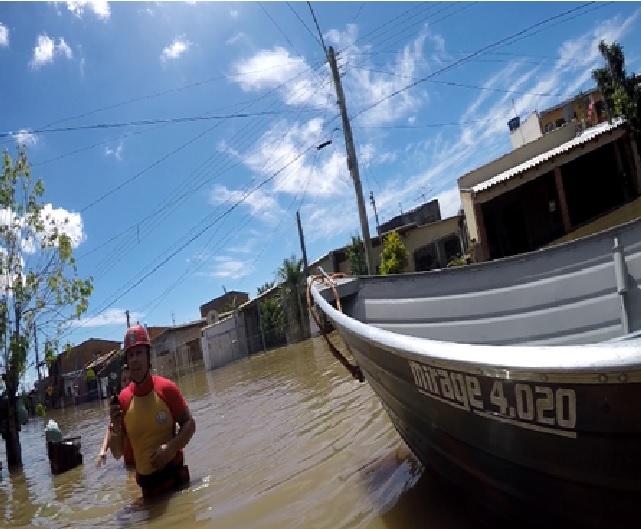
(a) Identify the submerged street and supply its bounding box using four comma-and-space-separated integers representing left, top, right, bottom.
0, 337, 477, 529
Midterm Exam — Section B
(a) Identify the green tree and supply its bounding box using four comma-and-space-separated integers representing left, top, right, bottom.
346, 235, 367, 275
593, 40, 640, 133
276, 255, 309, 343
0, 147, 93, 470
379, 231, 408, 275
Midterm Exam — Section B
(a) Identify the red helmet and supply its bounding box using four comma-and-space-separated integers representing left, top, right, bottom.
124, 324, 150, 352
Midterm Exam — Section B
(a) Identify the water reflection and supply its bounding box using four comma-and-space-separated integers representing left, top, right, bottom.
0, 335, 477, 529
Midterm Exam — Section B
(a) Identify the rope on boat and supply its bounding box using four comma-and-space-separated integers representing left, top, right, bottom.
306, 271, 365, 383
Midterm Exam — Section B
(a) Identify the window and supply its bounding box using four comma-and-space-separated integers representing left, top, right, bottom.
555, 118, 566, 128
544, 122, 554, 133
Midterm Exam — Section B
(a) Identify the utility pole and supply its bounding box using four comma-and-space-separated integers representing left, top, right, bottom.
369, 191, 381, 235
296, 210, 309, 276
125, 310, 130, 328
327, 46, 374, 275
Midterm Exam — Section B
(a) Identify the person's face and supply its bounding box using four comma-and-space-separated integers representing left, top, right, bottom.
120, 369, 130, 388
126, 345, 149, 383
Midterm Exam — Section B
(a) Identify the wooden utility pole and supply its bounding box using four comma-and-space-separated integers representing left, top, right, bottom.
327, 46, 374, 275
296, 210, 309, 276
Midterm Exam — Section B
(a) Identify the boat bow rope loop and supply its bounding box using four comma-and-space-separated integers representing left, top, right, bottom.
307, 271, 365, 383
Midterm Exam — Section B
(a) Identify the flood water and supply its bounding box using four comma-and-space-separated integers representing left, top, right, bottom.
0, 336, 481, 529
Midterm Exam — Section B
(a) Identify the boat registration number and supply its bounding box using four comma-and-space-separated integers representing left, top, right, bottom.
408, 360, 577, 438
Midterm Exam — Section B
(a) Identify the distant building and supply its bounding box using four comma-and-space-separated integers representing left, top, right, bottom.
460, 118, 641, 261
509, 87, 607, 149
199, 291, 249, 325
50, 338, 121, 406
378, 198, 441, 234
310, 210, 468, 275
150, 319, 206, 377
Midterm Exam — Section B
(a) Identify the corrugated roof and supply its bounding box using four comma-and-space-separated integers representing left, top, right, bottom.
472, 118, 625, 194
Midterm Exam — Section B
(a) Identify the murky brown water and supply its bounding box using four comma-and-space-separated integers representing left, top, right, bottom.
0, 336, 479, 529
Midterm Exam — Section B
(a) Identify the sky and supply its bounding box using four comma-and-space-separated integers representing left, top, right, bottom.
1, 1, 640, 387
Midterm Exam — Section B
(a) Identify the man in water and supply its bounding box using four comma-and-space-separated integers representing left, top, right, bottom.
109, 324, 196, 497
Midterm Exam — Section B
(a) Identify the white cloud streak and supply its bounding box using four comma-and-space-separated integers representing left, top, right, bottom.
208, 256, 253, 279
30, 34, 74, 69
13, 129, 38, 147
161, 37, 192, 62
65, 0, 111, 20
104, 141, 124, 160
77, 308, 141, 328
0, 23, 9, 47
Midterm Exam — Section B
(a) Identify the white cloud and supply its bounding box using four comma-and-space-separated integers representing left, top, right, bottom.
39, 203, 85, 249
230, 9, 239, 19
226, 32, 247, 46
160, 37, 192, 62
65, 0, 111, 20
13, 129, 38, 147
1, 203, 85, 255
242, 118, 350, 197
208, 256, 252, 279
230, 46, 333, 108
104, 141, 124, 160
77, 308, 142, 328
0, 23, 9, 47
30, 34, 74, 69
435, 187, 461, 218
228, 238, 256, 254
216, 139, 240, 159
210, 184, 283, 224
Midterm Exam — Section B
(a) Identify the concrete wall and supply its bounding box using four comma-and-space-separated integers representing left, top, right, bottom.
510, 112, 542, 150
151, 325, 204, 377
201, 313, 248, 371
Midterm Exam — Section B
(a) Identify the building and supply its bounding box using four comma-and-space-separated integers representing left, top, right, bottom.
150, 319, 206, 377
201, 312, 249, 370
509, 88, 607, 149
310, 212, 468, 275
378, 198, 441, 234
460, 118, 641, 261
199, 291, 250, 325
56, 338, 121, 404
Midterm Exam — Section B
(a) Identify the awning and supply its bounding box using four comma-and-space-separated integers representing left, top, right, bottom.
472, 118, 626, 194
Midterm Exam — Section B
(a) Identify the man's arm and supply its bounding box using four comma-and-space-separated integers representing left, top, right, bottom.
108, 401, 125, 459
150, 408, 196, 470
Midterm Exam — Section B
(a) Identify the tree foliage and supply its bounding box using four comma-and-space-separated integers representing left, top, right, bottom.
593, 40, 641, 133
1, 147, 93, 468
379, 231, 408, 275
346, 235, 367, 275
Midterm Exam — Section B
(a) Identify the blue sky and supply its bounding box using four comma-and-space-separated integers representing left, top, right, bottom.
1, 1, 640, 385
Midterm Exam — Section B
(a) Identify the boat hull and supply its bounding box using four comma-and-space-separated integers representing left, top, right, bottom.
330, 323, 641, 528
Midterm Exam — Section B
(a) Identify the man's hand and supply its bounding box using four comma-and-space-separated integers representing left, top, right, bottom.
95, 452, 107, 468
150, 443, 175, 471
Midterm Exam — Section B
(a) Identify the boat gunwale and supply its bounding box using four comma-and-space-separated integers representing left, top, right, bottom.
310, 284, 641, 383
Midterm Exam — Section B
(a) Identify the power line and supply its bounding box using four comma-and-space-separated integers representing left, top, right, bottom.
1, 110, 314, 139
349, 2, 596, 123
75, 59, 327, 216
259, 2, 300, 53
307, 2, 328, 56
63, 141, 320, 337
286, 2, 324, 50
76, 69, 333, 280
349, 66, 564, 98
